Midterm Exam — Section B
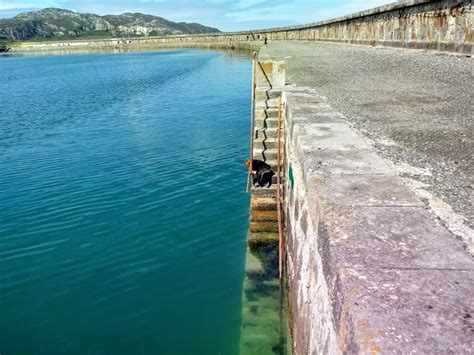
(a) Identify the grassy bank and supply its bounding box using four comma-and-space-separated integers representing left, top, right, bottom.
0, 39, 16, 50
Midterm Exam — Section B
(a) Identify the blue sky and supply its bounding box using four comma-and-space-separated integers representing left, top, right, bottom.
0, 0, 394, 31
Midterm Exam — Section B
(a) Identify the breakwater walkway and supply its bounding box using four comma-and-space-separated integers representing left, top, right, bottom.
264, 40, 474, 249
257, 40, 473, 352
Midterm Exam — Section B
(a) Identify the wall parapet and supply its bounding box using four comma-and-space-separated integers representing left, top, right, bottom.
281, 85, 474, 353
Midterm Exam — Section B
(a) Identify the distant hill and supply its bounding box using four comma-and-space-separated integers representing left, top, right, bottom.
0, 8, 220, 41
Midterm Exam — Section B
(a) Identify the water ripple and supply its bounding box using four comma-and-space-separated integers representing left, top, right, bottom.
0, 48, 251, 355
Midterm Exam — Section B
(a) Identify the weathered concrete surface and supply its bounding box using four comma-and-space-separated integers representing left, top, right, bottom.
262, 41, 473, 252
12, 1, 473, 55
280, 86, 474, 353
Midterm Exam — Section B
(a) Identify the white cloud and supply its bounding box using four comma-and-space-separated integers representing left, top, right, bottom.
0, 2, 43, 10
226, 0, 393, 25
231, 0, 267, 10
0, 0, 61, 11
313, 0, 395, 22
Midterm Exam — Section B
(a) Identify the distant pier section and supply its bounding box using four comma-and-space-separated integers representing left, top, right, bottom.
13, 0, 473, 55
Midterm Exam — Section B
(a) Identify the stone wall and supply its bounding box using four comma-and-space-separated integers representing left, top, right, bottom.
280, 85, 474, 353
12, 37, 262, 52
261, 0, 473, 54
13, 0, 473, 54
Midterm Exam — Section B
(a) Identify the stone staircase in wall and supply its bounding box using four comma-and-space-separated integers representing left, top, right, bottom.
249, 92, 283, 235
239, 58, 290, 354
239, 83, 290, 354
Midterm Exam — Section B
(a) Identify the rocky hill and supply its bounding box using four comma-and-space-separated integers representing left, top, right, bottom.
0, 8, 220, 40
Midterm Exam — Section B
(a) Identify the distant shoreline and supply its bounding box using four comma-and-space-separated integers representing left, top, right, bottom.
10, 34, 263, 53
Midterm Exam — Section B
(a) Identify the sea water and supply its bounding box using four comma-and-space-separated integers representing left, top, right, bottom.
0, 49, 251, 354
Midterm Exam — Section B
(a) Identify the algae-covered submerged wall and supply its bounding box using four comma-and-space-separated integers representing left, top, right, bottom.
13, 0, 473, 55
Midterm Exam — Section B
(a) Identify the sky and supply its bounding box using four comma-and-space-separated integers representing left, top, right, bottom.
0, 0, 395, 31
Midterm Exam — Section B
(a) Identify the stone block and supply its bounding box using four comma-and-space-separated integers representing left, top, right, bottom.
299, 146, 394, 178
318, 206, 474, 271
337, 268, 474, 353
308, 175, 423, 207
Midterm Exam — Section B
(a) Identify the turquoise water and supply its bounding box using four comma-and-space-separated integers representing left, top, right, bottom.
0, 49, 251, 354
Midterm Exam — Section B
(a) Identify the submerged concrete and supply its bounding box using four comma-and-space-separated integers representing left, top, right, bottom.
239, 242, 290, 354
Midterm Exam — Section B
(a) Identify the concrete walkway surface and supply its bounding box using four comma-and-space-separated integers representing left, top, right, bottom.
263, 41, 473, 251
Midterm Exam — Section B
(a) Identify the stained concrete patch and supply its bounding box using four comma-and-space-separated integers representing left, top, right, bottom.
299, 146, 394, 177
309, 175, 424, 207
321, 206, 474, 270
300, 210, 308, 235
341, 268, 474, 353
289, 109, 345, 124
394, 161, 433, 177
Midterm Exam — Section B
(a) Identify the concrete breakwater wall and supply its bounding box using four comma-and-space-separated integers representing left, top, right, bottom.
260, 0, 473, 54
13, 0, 473, 54
12, 38, 262, 52
281, 86, 474, 353
253, 52, 474, 352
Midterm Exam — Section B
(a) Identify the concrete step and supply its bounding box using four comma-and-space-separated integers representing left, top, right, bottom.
255, 90, 282, 101
256, 108, 279, 120
256, 98, 279, 110
251, 185, 279, 197
250, 210, 278, 222
253, 138, 285, 150
255, 117, 281, 129
252, 153, 280, 167
253, 149, 284, 165
253, 148, 280, 161
248, 231, 279, 241
251, 197, 277, 211
254, 138, 278, 150
247, 232, 279, 249
255, 127, 278, 139
249, 221, 279, 233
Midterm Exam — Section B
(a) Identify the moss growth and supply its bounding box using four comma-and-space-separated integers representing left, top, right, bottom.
240, 241, 290, 354
248, 239, 279, 282
248, 232, 278, 250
